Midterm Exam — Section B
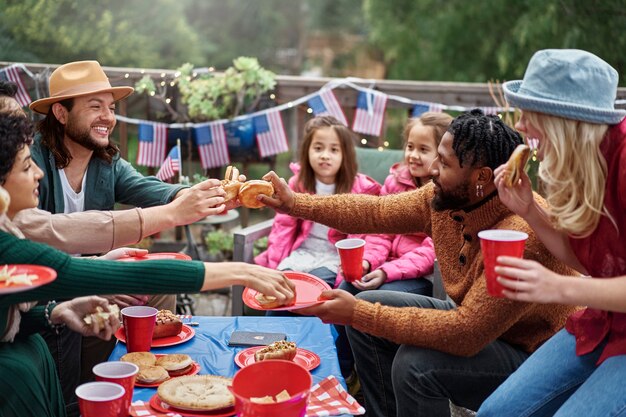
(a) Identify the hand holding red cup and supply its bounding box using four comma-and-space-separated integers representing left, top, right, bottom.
478, 229, 528, 297
335, 238, 366, 283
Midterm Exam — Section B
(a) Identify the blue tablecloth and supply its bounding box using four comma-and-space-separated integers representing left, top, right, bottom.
108, 316, 347, 403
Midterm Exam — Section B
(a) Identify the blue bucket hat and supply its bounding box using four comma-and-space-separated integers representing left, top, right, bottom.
503, 49, 626, 125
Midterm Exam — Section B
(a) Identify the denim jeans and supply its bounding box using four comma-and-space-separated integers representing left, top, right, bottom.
478, 329, 626, 417
336, 277, 433, 377
347, 291, 530, 417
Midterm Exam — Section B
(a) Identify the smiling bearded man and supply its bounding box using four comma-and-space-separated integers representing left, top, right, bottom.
28, 60, 188, 417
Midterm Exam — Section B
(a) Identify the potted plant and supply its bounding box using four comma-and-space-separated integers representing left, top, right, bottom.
135, 57, 277, 158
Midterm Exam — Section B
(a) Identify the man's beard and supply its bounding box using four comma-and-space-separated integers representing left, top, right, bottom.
431, 179, 471, 211
65, 116, 109, 151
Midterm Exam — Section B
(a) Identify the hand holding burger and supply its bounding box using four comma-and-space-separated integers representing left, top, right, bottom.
504, 144, 531, 188
220, 166, 275, 209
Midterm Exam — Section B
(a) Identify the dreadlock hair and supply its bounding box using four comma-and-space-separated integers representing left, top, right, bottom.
37, 98, 119, 168
448, 109, 523, 170
0, 115, 34, 184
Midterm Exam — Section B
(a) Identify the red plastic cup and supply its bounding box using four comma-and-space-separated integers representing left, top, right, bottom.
478, 229, 528, 297
120, 306, 157, 353
93, 361, 138, 414
75, 381, 126, 417
230, 360, 311, 417
335, 238, 366, 282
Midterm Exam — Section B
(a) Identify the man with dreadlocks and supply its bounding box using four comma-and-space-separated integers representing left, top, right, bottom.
260, 109, 581, 417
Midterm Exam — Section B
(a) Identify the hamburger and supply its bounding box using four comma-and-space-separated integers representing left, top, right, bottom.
156, 354, 194, 377
83, 304, 120, 332
238, 180, 274, 209
136, 365, 170, 384
505, 144, 531, 188
254, 340, 297, 362
254, 291, 295, 309
121, 351, 157, 367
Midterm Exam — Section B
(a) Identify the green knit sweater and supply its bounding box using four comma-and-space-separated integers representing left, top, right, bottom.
290, 182, 579, 356
0, 231, 205, 330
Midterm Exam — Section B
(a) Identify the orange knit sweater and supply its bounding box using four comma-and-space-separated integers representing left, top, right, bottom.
290, 183, 579, 356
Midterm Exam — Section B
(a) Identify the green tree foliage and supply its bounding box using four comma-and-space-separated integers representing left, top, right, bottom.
364, 0, 626, 85
0, 0, 202, 68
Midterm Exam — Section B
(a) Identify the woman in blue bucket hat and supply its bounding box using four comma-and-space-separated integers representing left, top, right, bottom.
478, 49, 626, 416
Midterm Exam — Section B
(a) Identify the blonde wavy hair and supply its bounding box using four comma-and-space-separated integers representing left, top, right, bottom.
525, 111, 614, 237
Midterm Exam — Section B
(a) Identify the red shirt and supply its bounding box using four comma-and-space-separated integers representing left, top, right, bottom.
566, 117, 626, 364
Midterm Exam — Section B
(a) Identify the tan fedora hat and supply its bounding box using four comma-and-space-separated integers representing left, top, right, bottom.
30, 60, 134, 115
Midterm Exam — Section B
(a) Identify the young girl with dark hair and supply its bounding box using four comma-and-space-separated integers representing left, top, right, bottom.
255, 115, 381, 288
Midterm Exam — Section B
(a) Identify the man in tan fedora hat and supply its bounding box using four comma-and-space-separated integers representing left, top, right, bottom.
27, 61, 221, 416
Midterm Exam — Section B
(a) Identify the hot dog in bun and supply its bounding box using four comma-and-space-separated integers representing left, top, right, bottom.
505, 144, 531, 187
221, 165, 243, 203
254, 341, 297, 362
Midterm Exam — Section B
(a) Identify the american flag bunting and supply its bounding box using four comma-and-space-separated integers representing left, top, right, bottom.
307, 89, 348, 125
253, 111, 289, 158
137, 122, 168, 167
156, 145, 180, 181
194, 122, 230, 169
0, 65, 31, 107
352, 90, 388, 136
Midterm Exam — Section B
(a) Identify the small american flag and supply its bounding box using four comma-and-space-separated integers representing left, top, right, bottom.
307, 89, 348, 125
156, 145, 180, 181
412, 103, 444, 117
195, 122, 230, 169
0, 65, 31, 107
136, 122, 168, 168
352, 90, 388, 136
253, 111, 289, 158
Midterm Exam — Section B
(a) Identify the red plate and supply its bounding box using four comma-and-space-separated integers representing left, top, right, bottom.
117, 252, 192, 262
0, 264, 57, 295
135, 355, 201, 387
115, 324, 195, 347
235, 346, 321, 371
148, 394, 235, 417
242, 271, 331, 311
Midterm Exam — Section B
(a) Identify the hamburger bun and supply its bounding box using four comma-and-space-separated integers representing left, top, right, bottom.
505, 144, 531, 187
136, 365, 170, 384
153, 309, 183, 339
121, 351, 157, 367
254, 292, 292, 309
254, 341, 297, 362
238, 180, 274, 208
83, 304, 120, 332
156, 354, 194, 377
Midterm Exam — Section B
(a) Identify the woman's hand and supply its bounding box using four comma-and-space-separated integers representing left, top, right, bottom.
297, 289, 356, 325
50, 296, 120, 340
205, 263, 296, 306
495, 256, 568, 304
493, 163, 534, 218
259, 171, 295, 214
99, 247, 148, 260
352, 269, 386, 291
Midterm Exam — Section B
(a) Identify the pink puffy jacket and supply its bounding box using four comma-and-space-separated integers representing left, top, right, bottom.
254, 163, 381, 277
341, 163, 435, 284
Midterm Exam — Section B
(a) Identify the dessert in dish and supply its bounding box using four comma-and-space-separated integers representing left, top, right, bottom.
153, 309, 183, 339
157, 375, 234, 411
254, 340, 297, 362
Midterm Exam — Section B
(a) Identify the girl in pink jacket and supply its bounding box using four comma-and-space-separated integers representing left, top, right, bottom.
338, 112, 453, 296
255, 115, 381, 288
